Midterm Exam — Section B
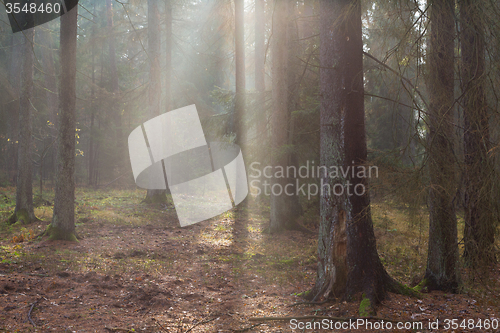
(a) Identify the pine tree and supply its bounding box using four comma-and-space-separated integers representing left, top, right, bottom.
10, 27, 36, 224
460, 0, 496, 267
310, 0, 403, 313
424, 0, 460, 291
48, 6, 79, 241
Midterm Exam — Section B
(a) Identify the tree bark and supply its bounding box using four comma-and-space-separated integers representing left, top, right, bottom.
10, 27, 36, 224
270, 0, 292, 233
38, 28, 58, 130
106, 0, 123, 169
49, 6, 78, 241
255, 0, 266, 141
7, 33, 23, 185
165, 0, 172, 113
144, 0, 167, 203
310, 0, 399, 311
88, 1, 97, 186
460, 0, 496, 267
38, 27, 58, 184
286, 2, 303, 219
424, 0, 460, 292
235, 0, 246, 147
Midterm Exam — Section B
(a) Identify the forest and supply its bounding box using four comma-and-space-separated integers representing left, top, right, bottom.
0, 0, 499, 332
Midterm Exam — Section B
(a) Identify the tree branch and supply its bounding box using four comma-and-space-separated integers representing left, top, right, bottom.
363, 51, 429, 111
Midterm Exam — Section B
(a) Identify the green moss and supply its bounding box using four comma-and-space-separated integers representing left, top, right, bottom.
7, 209, 32, 225
395, 281, 421, 297
46, 224, 78, 242
278, 258, 295, 265
359, 294, 375, 317
16, 209, 30, 224
413, 278, 427, 293
296, 290, 311, 298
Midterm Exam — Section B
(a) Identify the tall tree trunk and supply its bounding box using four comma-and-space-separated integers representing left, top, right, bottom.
234, 0, 246, 146
300, 0, 314, 40
234, 0, 248, 218
106, 0, 123, 165
88, 1, 97, 186
269, 0, 304, 232
254, 0, 269, 199
38, 27, 58, 184
106, 0, 118, 95
270, 0, 292, 233
424, 0, 460, 291
49, 6, 78, 241
39, 28, 58, 129
7, 33, 23, 185
163, 0, 173, 197
310, 0, 400, 312
165, 0, 172, 113
255, 0, 266, 141
286, 2, 303, 218
144, 0, 167, 203
10, 28, 36, 224
460, 0, 496, 267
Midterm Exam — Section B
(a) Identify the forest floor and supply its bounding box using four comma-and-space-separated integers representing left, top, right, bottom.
0, 187, 499, 332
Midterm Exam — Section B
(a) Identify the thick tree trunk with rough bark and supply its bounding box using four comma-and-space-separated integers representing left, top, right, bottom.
310, 0, 399, 312
10, 28, 36, 224
49, 6, 78, 241
424, 0, 460, 292
460, 0, 496, 267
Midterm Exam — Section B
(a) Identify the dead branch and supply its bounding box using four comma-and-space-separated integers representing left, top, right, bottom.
97, 172, 129, 188
104, 327, 135, 333
152, 317, 168, 332
185, 317, 218, 333
27, 299, 39, 327
233, 322, 265, 332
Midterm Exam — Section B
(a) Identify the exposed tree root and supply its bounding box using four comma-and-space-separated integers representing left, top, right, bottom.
7, 209, 38, 225
234, 323, 265, 332
28, 299, 39, 327
289, 300, 329, 307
